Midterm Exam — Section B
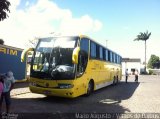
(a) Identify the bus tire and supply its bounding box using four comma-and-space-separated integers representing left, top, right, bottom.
86, 80, 94, 96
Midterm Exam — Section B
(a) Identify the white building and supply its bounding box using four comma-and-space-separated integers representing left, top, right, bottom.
122, 58, 141, 75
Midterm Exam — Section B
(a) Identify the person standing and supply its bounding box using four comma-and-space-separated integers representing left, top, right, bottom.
0, 71, 15, 113
135, 69, 139, 82
125, 69, 129, 83
0, 75, 4, 98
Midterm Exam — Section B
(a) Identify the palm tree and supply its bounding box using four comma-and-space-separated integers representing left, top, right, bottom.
134, 30, 151, 73
0, 0, 11, 21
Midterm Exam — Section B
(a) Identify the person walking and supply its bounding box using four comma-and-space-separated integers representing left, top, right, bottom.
0, 71, 15, 113
125, 69, 129, 83
135, 69, 139, 82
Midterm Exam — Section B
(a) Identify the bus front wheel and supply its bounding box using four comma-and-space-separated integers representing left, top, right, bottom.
86, 80, 94, 96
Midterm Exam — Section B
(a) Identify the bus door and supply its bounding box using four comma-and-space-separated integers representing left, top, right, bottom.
76, 38, 89, 90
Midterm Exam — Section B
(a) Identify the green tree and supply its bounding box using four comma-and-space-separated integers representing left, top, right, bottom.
134, 30, 151, 73
0, 0, 11, 21
147, 55, 159, 69
0, 39, 4, 44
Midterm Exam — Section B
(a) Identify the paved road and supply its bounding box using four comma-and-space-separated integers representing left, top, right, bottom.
1, 75, 160, 118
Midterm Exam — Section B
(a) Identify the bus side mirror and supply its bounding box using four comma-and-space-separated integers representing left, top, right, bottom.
21, 48, 34, 62
72, 47, 80, 64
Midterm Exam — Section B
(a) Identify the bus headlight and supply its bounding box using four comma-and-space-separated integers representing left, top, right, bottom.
58, 84, 74, 89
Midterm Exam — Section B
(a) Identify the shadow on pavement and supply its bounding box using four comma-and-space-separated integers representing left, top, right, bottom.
10, 81, 139, 117
13, 82, 29, 89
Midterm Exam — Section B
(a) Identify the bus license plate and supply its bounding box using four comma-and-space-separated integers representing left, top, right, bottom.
43, 90, 51, 95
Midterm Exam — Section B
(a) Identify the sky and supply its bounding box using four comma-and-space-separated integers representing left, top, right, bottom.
0, 0, 160, 63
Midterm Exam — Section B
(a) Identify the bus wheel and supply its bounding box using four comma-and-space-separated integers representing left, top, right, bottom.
86, 80, 94, 96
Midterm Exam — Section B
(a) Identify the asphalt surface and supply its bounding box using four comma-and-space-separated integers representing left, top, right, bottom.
1, 75, 160, 118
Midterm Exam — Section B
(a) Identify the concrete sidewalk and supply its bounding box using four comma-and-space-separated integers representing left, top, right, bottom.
11, 82, 30, 96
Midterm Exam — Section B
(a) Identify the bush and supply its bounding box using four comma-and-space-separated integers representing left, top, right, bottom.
148, 70, 153, 75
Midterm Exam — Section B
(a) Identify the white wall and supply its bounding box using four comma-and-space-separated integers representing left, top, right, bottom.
122, 62, 141, 75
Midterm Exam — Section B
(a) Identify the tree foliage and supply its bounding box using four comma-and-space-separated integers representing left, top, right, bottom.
0, 0, 11, 21
147, 55, 159, 69
134, 30, 151, 41
0, 39, 4, 45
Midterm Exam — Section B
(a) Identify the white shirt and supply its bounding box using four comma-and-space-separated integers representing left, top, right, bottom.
135, 71, 139, 75
125, 70, 128, 76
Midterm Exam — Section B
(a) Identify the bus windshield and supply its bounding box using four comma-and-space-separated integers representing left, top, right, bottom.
31, 36, 78, 80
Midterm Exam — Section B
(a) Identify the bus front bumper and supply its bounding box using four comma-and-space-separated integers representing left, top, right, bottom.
29, 85, 77, 98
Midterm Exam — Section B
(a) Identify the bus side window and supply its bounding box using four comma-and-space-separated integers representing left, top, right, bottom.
106, 49, 108, 61
77, 38, 89, 77
108, 50, 111, 62
103, 48, 106, 61
90, 41, 96, 58
99, 46, 103, 60
110, 51, 113, 62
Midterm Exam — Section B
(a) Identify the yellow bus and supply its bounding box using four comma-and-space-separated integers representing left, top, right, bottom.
22, 35, 122, 98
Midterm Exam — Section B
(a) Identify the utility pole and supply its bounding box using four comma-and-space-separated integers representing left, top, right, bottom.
106, 40, 108, 48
